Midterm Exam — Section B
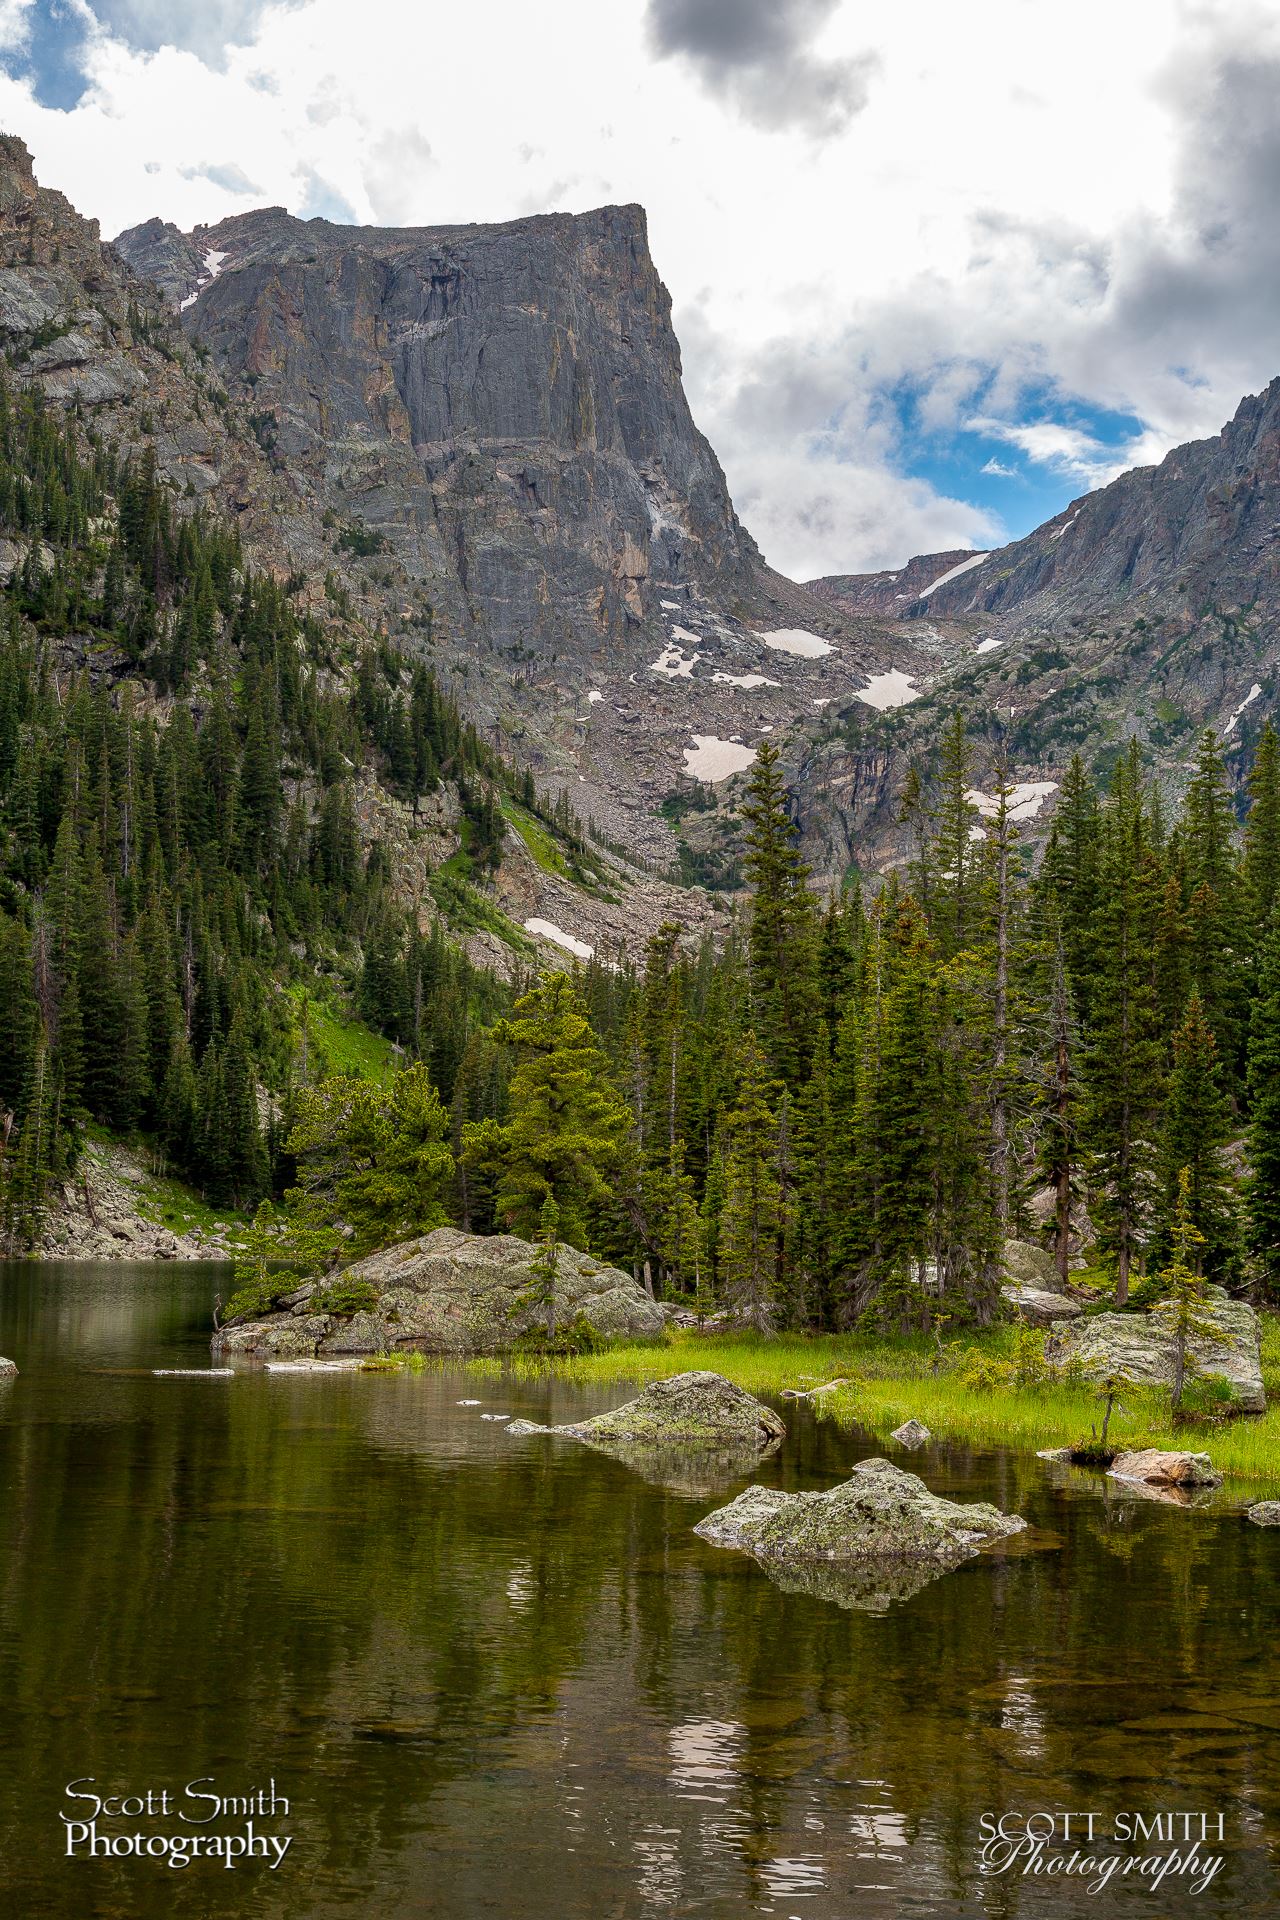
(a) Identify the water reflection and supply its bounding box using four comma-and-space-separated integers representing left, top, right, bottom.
0, 1259, 1278, 1918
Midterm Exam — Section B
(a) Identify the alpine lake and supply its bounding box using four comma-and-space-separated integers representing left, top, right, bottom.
2, 1258, 1280, 1918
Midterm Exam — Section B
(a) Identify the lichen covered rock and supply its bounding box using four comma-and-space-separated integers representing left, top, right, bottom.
1044, 1287, 1264, 1413
555, 1371, 785, 1450
695, 1457, 1025, 1567
1247, 1502, 1280, 1526
890, 1418, 932, 1448
213, 1226, 665, 1358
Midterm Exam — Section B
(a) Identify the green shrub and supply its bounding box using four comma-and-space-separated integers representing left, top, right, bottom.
312, 1275, 379, 1318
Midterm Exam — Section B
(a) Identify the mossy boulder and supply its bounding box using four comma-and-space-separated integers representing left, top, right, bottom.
695, 1457, 1025, 1569
555, 1371, 785, 1449
212, 1226, 665, 1358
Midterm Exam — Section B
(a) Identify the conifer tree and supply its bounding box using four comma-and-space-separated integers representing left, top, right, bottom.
740, 742, 819, 1086
716, 1033, 786, 1330
462, 972, 632, 1249
1150, 992, 1241, 1282
1247, 923, 1280, 1296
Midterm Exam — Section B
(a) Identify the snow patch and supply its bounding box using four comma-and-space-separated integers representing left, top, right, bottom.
712, 671, 781, 690
854, 670, 920, 710
1222, 684, 1263, 737
587, 689, 603, 703
179, 248, 231, 312
813, 697, 831, 708
965, 781, 1058, 822
760, 628, 833, 658
917, 552, 989, 598
668, 624, 702, 647
1049, 512, 1079, 542
976, 637, 1002, 655
650, 643, 698, 680
660, 599, 681, 611
969, 825, 987, 842
683, 736, 757, 782
524, 918, 594, 961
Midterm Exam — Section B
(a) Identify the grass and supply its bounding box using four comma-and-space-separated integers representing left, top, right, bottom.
290, 987, 399, 1081
501, 798, 572, 879
455, 1319, 1280, 1486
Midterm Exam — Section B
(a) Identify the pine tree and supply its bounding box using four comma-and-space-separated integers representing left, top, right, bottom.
1247, 923, 1280, 1296
740, 742, 819, 1086
1150, 992, 1241, 1282
1083, 749, 1164, 1304
462, 972, 632, 1249
716, 1033, 786, 1330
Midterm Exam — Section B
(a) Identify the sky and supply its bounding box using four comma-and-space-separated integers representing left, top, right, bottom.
0, 0, 1278, 580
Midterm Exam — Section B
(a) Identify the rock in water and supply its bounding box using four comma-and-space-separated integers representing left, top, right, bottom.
695, 1457, 1025, 1568
1109, 1449, 1222, 1489
556, 1372, 785, 1449
1044, 1287, 1265, 1413
890, 1419, 932, 1448
212, 1227, 665, 1358
0, 1356, 17, 1378
1247, 1502, 1280, 1526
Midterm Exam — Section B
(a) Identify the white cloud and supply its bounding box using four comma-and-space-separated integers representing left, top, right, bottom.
0, 1, 1275, 574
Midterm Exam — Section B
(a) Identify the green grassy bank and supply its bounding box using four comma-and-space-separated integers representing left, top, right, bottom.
459, 1318, 1280, 1485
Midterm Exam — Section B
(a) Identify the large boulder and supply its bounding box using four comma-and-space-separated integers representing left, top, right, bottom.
695, 1457, 1025, 1569
1044, 1287, 1264, 1413
212, 1226, 665, 1358
0, 1356, 16, 1378
1001, 1284, 1085, 1327
1002, 1239, 1059, 1288
1247, 1503, 1280, 1526
549, 1371, 785, 1449
1109, 1449, 1222, 1488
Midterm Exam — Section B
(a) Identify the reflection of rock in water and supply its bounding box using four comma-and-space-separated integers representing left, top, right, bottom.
750, 1551, 953, 1614
571, 1435, 784, 1498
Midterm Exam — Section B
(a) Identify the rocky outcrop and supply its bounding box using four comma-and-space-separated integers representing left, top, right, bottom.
553, 1371, 784, 1449
212, 1226, 665, 1358
1109, 1449, 1223, 1489
694, 1457, 1025, 1567
1002, 1285, 1085, 1327
23, 1137, 238, 1262
1044, 1289, 1265, 1413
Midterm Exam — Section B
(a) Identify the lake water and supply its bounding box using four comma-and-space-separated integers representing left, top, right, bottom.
1, 1260, 1279, 1918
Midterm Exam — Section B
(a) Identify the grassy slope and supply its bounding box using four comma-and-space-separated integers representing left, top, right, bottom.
461, 1319, 1280, 1486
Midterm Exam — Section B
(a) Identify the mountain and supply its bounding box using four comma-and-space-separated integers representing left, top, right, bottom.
797, 383, 1280, 875
113, 200, 890, 869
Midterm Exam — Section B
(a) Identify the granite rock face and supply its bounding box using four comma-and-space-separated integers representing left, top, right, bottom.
114, 196, 884, 860
212, 1226, 665, 1359
694, 1457, 1026, 1566
1044, 1288, 1265, 1413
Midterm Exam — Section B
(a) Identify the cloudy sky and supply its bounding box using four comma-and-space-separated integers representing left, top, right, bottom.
0, 0, 1277, 580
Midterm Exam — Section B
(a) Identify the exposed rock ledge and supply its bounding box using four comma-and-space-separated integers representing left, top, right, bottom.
213, 1226, 665, 1358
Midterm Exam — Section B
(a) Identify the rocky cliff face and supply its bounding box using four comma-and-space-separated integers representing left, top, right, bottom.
114, 199, 889, 858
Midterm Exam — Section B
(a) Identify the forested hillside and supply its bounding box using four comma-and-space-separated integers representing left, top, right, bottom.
0, 376, 544, 1242
220, 710, 1280, 1335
